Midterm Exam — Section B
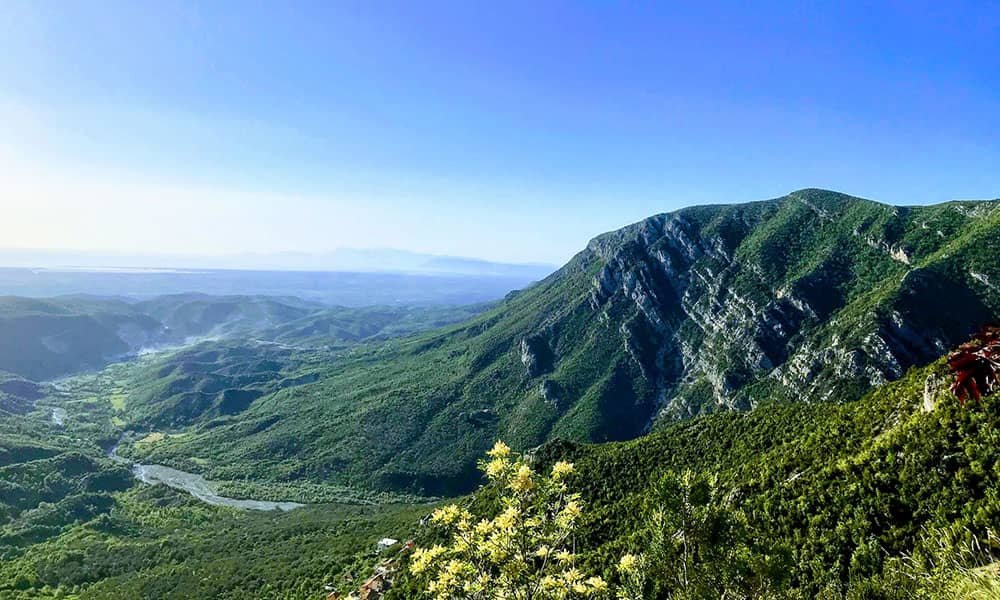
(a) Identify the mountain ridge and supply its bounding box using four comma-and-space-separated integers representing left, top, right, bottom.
131, 189, 1000, 495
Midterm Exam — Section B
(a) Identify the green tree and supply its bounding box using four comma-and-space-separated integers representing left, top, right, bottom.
642, 470, 790, 599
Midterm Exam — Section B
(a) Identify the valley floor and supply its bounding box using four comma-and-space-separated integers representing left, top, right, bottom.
0, 347, 435, 599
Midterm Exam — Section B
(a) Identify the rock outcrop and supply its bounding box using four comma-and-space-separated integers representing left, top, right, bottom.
520, 189, 1000, 428
520, 334, 554, 377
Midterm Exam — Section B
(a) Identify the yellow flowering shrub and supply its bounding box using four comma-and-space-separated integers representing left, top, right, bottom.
409, 441, 610, 599
615, 553, 645, 600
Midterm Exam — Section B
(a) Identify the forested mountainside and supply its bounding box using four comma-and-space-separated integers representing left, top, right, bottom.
384, 353, 1000, 599
4, 332, 997, 598
0, 294, 485, 381
130, 189, 1000, 496
0, 374, 44, 416
0, 296, 165, 381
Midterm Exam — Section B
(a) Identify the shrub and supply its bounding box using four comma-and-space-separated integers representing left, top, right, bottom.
409, 441, 611, 599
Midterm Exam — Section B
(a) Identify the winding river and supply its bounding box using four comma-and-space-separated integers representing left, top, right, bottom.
52, 343, 305, 512
109, 441, 305, 512
132, 463, 305, 511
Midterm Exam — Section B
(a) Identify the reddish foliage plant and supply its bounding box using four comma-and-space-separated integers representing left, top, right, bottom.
948, 324, 1000, 404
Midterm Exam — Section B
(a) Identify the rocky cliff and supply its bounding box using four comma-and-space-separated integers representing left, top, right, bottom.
550, 189, 1000, 426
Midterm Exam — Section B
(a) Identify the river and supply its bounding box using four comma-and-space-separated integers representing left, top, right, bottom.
132, 463, 305, 511
109, 441, 305, 512
52, 341, 306, 512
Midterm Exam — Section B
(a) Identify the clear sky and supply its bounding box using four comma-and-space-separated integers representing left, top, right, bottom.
2, 1, 998, 265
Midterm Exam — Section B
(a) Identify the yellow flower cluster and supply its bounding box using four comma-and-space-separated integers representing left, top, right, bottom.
511, 464, 535, 492
614, 553, 646, 600
487, 440, 511, 458
551, 461, 575, 479
410, 544, 446, 574
539, 568, 608, 598
617, 553, 640, 575
485, 457, 507, 479
410, 440, 622, 599
425, 558, 475, 598
431, 503, 472, 526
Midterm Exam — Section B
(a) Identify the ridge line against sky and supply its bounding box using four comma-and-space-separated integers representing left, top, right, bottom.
2, 1, 998, 265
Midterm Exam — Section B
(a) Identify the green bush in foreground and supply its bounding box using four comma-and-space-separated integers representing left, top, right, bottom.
637, 471, 793, 599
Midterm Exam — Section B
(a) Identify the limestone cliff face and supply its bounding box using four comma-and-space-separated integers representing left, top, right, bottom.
515, 189, 1000, 431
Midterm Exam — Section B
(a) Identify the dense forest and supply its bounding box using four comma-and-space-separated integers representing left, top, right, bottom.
384, 344, 1000, 599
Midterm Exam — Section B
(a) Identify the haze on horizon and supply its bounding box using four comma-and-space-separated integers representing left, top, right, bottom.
0, 245, 558, 275
2, 1, 998, 267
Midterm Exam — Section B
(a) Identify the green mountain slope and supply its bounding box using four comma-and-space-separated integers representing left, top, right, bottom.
134, 190, 1000, 495
563, 357, 999, 596
74, 305, 487, 430
0, 296, 165, 381
383, 356, 1000, 599
133, 293, 322, 339
3, 340, 997, 597
0, 373, 45, 416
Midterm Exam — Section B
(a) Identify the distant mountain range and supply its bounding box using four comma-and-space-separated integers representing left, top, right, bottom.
0, 247, 556, 279
0, 268, 541, 306
0, 293, 487, 382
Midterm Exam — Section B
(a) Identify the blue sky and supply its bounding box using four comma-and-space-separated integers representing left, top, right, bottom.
2, 1, 998, 265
